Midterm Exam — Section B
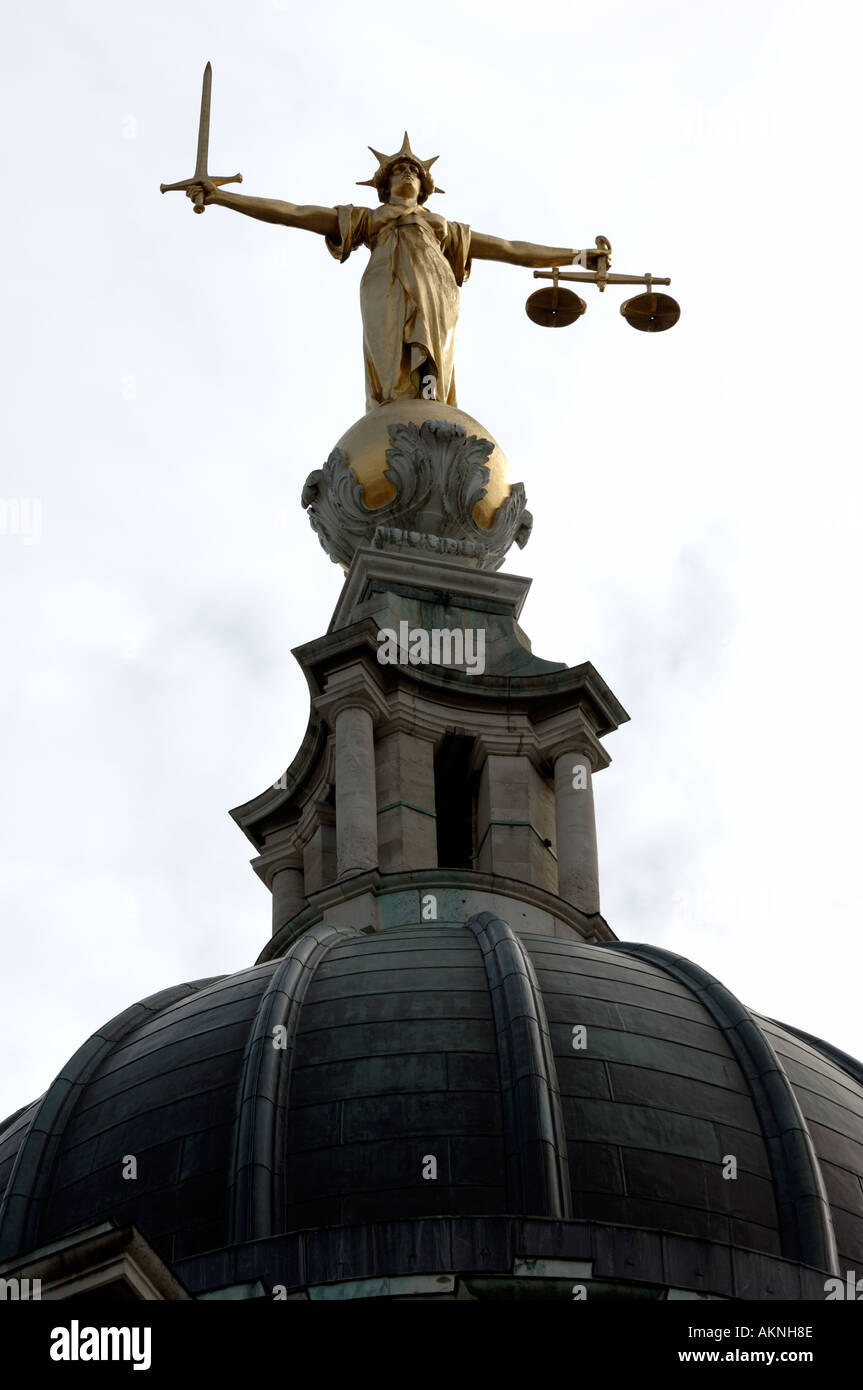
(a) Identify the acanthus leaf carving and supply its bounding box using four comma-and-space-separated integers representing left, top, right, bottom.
302, 420, 531, 571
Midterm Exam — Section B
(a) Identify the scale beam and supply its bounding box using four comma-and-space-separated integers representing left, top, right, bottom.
533, 269, 671, 288
526, 243, 680, 332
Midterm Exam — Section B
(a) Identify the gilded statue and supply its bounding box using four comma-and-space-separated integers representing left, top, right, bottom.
186, 133, 605, 412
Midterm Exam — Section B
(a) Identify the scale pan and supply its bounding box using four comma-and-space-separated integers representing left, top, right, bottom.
526, 287, 586, 327
620, 292, 680, 332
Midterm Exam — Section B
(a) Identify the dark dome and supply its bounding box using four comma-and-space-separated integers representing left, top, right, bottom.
1, 916, 861, 1300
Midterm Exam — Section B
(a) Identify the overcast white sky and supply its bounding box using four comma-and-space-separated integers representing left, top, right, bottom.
1, 0, 861, 1120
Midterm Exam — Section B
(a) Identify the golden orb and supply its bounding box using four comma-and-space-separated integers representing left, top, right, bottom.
335, 400, 512, 530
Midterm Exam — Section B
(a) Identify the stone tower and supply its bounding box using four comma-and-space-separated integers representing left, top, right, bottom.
1, 399, 861, 1303
238, 397, 626, 960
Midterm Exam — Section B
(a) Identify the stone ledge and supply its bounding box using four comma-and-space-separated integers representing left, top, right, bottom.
258, 866, 617, 962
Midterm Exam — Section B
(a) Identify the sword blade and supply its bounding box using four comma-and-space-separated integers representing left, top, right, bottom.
194, 62, 212, 180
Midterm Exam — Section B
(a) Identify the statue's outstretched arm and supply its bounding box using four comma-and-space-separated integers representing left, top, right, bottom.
470, 231, 599, 269
189, 180, 339, 237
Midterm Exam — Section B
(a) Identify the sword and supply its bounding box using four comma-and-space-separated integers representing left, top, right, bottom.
160, 62, 242, 213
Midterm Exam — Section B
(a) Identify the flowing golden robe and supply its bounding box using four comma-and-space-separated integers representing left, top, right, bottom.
326, 203, 472, 411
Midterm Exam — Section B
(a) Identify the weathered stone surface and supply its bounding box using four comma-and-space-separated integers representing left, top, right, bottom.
271, 867, 304, 933
554, 750, 600, 914
375, 730, 437, 872
476, 755, 557, 894
334, 705, 378, 877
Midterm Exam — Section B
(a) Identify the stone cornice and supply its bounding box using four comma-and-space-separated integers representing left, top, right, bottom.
532, 710, 612, 772
315, 661, 392, 729
250, 831, 306, 890
251, 796, 336, 883
295, 619, 627, 733
331, 546, 534, 631
468, 725, 544, 769
229, 710, 328, 852
0, 1223, 193, 1300
233, 603, 627, 853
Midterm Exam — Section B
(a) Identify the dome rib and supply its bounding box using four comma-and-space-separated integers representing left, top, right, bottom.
228, 923, 362, 1243
465, 912, 571, 1218
0, 979, 223, 1263
602, 943, 839, 1275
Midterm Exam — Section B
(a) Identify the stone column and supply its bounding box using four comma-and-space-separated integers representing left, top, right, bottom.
553, 749, 600, 914
271, 865, 305, 933
335, 704, 378, 878
250, 841, 306, 938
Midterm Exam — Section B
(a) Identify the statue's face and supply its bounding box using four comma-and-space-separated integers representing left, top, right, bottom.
387, 159, 421, 201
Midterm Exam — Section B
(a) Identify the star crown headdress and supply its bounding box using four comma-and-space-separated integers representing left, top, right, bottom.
357, 132, 444, 205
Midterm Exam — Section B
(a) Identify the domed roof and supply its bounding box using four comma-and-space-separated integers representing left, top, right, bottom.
1, 917, 860, 1300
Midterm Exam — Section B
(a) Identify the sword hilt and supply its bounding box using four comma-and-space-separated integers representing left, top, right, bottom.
159, 173, 243, 212
190, 173, 242, 211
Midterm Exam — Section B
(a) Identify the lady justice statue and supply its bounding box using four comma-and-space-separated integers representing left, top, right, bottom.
162, 79, 611, 567
163, 78, 671, 568
186, 132, 604, 412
